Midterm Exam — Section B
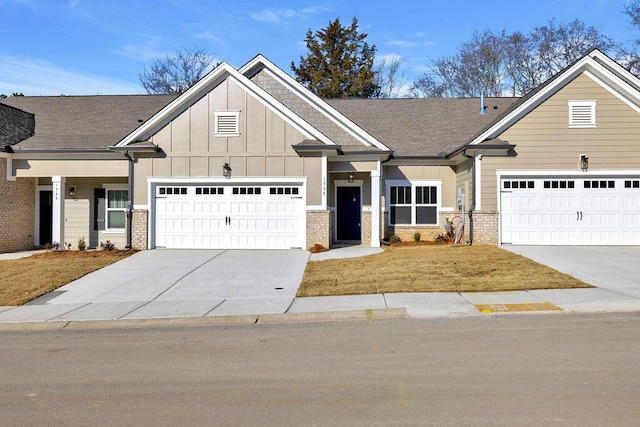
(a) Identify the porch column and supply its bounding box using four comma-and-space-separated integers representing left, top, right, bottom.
51, 176, 65, 247
370, 168, 381, 248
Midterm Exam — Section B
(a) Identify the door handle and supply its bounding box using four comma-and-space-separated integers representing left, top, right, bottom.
576, 211, 583, 221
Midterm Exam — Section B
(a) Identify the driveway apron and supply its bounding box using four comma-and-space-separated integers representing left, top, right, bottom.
20, 249, 310, 320
502, 246, 640, 299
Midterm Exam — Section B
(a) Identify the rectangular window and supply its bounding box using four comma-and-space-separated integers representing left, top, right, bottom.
568, 100, 596, 128
214, 111, 240, 136
388, 181, 440, 226
106, 189, 128, 230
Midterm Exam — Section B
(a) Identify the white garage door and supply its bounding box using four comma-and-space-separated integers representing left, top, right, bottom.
501, 176, 640, 245
154, 182, 305, 249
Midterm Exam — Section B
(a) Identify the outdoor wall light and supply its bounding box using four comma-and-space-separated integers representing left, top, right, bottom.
68, 185, 77, 198
580, 154, 589, 172
348, 173, 354, 183
223, 163, 232, 179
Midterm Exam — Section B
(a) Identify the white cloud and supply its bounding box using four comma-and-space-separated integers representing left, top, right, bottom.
250, 6, 329, 25
116, 43, 164, 62
0, 53, 140, 95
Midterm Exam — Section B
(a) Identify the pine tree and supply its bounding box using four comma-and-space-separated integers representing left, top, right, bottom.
291, 17, 379, 98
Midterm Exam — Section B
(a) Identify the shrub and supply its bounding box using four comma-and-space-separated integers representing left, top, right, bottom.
78, 237, 87, 251
100, 240, 115, 251
434, 233, 450, 244
413, 232, 421, 242
388, 234, 402, 244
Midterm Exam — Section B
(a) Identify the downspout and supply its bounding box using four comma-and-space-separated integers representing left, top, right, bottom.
124, 150, 134, 250
462, 149, 475, 245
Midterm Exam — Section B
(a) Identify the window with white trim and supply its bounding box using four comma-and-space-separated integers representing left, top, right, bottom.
568, 100, 596, 128
214, 111, 240, 136
106, 188, 128, 230
387, 181, 440, 226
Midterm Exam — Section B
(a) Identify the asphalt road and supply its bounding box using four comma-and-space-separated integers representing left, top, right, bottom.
2, 313, 640, 426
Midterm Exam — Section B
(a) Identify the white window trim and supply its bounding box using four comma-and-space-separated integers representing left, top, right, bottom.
214, 111, 240, 137
386, 179, 442, 226
103, 184, 128, 233
568, 100, 597, 128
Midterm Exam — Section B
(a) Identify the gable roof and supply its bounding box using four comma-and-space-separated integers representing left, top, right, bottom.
116, 61, 340, 147
0, 102, 34, 150
1, 95, 176, 151
468, 49, 640, 146
240, 55, 392, 152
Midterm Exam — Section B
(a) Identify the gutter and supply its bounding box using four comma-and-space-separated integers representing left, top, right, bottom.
462, 149, 475, 245
108, 143, 161, 250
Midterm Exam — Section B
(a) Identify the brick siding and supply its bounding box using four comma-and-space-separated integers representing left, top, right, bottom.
0, 158, 36, 253
131, 209, 149, 250
306, 210, 330, 250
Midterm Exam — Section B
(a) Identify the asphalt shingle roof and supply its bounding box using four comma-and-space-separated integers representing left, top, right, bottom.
325, 97, 518, 157
0, 95, 177, 150
0, 102, 34, 150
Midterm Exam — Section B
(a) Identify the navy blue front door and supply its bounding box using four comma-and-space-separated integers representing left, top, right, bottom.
336, 187, 361, 241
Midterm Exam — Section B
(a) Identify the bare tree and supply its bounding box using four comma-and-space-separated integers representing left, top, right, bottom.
411, 31, 506, 97
620, 0, 640, 75
139, 47, 217, 95
411, 20, 616, 98
373, 56, 408, 98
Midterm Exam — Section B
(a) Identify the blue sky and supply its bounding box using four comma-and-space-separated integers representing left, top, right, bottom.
0, 0, 635, 96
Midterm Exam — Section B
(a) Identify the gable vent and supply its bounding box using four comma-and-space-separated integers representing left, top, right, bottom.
568, 101, 596, 128
214, 111, 240, 136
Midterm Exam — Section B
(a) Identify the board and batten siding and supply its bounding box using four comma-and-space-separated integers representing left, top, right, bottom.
140, 78, 322, 206
480, 73, 640, 211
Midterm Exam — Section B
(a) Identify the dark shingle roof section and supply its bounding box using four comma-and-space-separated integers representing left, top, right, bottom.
325, 98, 517, 157
0, 102, 34, 150
0, 95, 177, 150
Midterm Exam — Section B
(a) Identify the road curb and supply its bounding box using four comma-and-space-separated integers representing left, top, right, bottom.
0, 309, 409, 331
258, 308, 409, 324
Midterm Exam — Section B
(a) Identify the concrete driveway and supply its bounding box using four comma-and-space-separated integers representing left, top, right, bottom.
502, 246, 640, 311
16, 249, 310, 321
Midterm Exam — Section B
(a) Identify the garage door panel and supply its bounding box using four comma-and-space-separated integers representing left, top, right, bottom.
154, 183, 305, 249
501, 177, 640, 245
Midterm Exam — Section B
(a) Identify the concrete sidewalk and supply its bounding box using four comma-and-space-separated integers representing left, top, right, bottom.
1, 245, 640, 327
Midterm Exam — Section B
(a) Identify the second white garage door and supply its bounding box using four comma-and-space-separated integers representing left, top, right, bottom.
154, 182, 305, 249
500, 176, 640, 245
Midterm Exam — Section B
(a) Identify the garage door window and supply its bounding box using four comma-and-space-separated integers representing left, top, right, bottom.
106, 189, 128, 230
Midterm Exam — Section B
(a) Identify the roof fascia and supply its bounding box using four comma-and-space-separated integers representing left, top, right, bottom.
239, 55, 391, 152
8, 151, 125, 161
117, 61, 334, 147
468, 52, 631, 145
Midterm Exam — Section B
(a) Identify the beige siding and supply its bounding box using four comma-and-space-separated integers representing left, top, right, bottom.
144, 78, 313, 204
481, 73, 640, 211
384, 165, 456, 208
14, 159, 127, 178
455, 159, 473, 209
63, 178, 127, 249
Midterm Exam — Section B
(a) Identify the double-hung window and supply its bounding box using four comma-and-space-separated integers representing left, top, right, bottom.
387, 181, 440, 226
105, 188, 128, 231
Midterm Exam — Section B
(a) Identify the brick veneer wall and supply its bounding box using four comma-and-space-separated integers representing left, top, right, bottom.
0, 158, 36, 253
131, 209, 149, 250
306, 210, 330, 250
382, 210, 499, 245
471, 211, 499, 244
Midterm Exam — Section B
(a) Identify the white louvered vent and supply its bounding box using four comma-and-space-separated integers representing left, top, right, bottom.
214, 111, 240, 136
568, 101, 596, 128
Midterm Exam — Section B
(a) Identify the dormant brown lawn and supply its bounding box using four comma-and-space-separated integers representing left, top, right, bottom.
0, 250, 133, 306
297, 244, 591, 297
